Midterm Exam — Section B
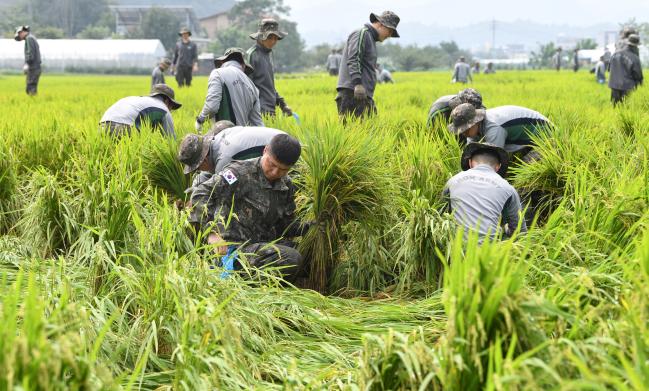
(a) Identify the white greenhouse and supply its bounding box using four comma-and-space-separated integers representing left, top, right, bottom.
0, 39, 167, 72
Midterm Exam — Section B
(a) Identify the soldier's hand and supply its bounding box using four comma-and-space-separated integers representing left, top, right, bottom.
194, 121, 202, 131
193, 63, 199, 72
281, 105, 293, 116
353, 84, 367, 101
22, 64, 28, 75
207, 232, 227, 256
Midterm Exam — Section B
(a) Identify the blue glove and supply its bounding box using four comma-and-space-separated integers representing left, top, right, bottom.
292, 112, 301, 125
219, 245, 237, 279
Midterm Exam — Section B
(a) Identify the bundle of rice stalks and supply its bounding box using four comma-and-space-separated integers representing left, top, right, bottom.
18, 168, 76, 256
439, 231, 547, 389
0, 271, 115, 389
0, 143, 18, 233
394, 194, 456, 293
141, 132, 191, 201
358, 329, 442, 390
294, 125, 396, 293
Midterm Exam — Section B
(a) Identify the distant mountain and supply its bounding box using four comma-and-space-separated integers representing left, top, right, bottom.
300, 19, 619, 52
116, 0, 235, 18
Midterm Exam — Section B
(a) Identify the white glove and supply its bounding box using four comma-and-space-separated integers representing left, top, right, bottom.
194, 121, 202, 131
22, 64, 29, 74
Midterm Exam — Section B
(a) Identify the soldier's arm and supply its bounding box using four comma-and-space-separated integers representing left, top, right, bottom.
172, 43, 179, 66
25, 37, 34, 64
502, 189, 527, 236
441, 184, 452, 214
192, 43, 198, 65
345, 29, 366, 86
250, 90, 265, 126
482, 124, 507, 149
277, 182, 305, 237
189, 172, 236, 230
198, 74, 223, 123
163, 112, 175, 138
632, 58, 643, 85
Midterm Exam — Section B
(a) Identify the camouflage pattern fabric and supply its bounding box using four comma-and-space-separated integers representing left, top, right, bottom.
189, 157, 300, 243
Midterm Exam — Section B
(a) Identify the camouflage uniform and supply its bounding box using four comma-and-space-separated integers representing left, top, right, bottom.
190, 157, 305, 282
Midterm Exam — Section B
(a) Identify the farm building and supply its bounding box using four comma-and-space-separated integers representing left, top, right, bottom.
0, 39, 167, 73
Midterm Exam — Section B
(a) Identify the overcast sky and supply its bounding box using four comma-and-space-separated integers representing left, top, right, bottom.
283, 0, 646, 46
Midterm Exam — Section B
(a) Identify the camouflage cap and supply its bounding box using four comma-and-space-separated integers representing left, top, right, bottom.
250, 18, 287, 41
160, 57, 172, 66
457, 88, 483, 109
206, 120, 235, 137
448, 103, 485, 135
627, 34, 641, 46
14, 25, 29, 40
214, 47, 254, 75
150, 84, 182, 110
461, 142, 509, 177
178, 27, 191, 36
621, 26, 638, 38
178, 134, 212, 175
370, 11, 400, 38
448, 96, 463, 111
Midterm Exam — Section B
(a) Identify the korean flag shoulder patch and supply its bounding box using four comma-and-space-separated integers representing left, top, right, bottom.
219, 169, 238, 185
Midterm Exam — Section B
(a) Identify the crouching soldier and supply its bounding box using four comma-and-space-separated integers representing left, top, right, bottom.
99, 84, 181, 138
189, 134, 310, 283
448, 103, 550, 162
178, 122, 287, 193
427, 88, 484, 127
443, 143, 527, 241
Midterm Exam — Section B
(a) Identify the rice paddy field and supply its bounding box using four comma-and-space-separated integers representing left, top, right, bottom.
0, 70, 648, 390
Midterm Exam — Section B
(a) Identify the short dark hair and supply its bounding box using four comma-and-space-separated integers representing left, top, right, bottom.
470, 150, 500, 167
269, 134, 301, 165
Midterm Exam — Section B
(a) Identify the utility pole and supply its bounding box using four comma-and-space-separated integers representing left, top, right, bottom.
491, 18, 496, 53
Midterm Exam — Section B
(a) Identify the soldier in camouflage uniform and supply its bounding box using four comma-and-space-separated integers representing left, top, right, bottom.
188, 134, 309, 282
14, 26, 41, 96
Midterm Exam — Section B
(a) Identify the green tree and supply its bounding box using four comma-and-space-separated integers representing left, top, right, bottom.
21, 0, 111, 37
208, 0, 305, 71
576, 38, 597, 50
77, 25, 111, 39
36, 26, 65, 38
134, 8, 181, 54
529, 42, 558, 69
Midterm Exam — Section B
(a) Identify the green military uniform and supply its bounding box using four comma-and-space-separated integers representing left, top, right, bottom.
190, 157, 305, 281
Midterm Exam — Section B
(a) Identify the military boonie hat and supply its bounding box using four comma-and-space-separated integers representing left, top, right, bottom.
627, 34, 641, 46
178, 27, 191, 36
178, 134, 212, 175
206, 120, 235, 137
448, 103, 485, 135
160, 58, 172, 66
461, 142, 509, 177
150, 84, 182, 110
370, 11, 400, 38
250, 18, 287, 41
14, 25, 29, 40
457, 88, 484, 109
214, 47, 254, 75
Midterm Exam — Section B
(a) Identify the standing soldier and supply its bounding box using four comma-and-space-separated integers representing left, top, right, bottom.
337, 10, 401, 120
608, 34, 643, 106
572, 48, 580, 72
552, 47, 563, 71
325, 48, 341, 76
595, 56, 606, 84
246, 18, 292, 117
452, 56, 472, 84
14, 26, 41, 96
195, 48, 263, 130
172, 27, 198, 87
151, 58, 172, 88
